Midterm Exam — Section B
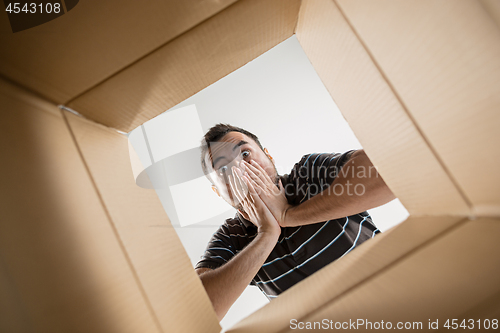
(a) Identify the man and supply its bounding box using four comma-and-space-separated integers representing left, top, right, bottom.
195, 124, 395, 321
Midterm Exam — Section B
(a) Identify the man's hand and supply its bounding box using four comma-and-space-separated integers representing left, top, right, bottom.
228, 166, 281, 236
240, 160, 292, 227
195, 164, 281, 322
196, 167, 283, 320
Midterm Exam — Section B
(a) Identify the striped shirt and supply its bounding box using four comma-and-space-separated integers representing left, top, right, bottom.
195, 152, 380, 299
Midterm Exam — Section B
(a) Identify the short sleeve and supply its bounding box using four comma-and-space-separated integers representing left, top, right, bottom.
315, 151, 356, 187
286, 151, 356, 204
195, 224, 237, 270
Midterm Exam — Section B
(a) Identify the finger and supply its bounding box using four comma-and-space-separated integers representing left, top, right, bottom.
242, 175, 262, 213
233, 167, 252, 204
230, 170, 245, 205
231, 173, 256, 220
230, 169, 250, 205
228, 174, 243, 205
274, 178, 285, 196
233, 168, 247, 197
246, 160, 281, 196
238, 209, 250, 220
237, 174, 258, 218
242, 160, 270, 188
247, 160, 274, 185
279, 179, 285, 194
244, 175, 267, 208
243, 172, 263, 204
241, 163, 267, 194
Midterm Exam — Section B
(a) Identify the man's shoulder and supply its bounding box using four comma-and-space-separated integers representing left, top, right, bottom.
292, 151, 357, 172
294, 152, 343, 167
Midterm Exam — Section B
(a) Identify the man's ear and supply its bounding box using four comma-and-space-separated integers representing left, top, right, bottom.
211, 185, 220, 197
264, 148, 274, 162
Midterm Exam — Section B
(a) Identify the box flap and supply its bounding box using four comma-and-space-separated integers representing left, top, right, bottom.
0, 78, 161, 333
64, 112, 221, 333
0, 0, 237, 103
337, 0, 500, 216
295, 0, 470, 216
67, 0, 301, 132
281, 217, 500, 332
227, 216, 464, 332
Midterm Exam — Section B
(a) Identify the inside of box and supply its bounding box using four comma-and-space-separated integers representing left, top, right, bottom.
1, 0, 500, 332
126, 35, 410, 329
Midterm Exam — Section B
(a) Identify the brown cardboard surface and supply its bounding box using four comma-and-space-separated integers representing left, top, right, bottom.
336, 0, 500, 216
295, 0, 471, 217
67, 0, 301, 132
64, 112, 221, 333
0, 0, 236, 103
227, 216, 464, 333
2, 0, 499, 331
0, 255, 31, 332
458, 289, 500, 320
282, 217, 500, 332
0, 79, 161, 333
480, 0, 500, 30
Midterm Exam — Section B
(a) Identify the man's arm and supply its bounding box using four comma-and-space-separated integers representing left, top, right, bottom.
242, 150, 395, 227
196, 230, 278, 321
196, 167, 281, 321
284, 149, 395, 227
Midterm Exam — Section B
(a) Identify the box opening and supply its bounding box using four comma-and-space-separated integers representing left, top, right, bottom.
127, 35, 408, 330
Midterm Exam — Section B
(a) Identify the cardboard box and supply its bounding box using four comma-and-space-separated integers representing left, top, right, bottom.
1, 0, 499, 332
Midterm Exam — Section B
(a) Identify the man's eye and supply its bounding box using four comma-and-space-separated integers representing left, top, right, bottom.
242, 150, 250, 158
218, 165, 228, 175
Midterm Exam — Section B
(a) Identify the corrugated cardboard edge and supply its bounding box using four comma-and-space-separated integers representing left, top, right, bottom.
67, 0, 301, 133
64, 112, 221, 333
295, 0, 471, 217
281, 217, 500, 333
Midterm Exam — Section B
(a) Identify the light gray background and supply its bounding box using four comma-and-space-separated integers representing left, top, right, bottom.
129, 36, 409, 331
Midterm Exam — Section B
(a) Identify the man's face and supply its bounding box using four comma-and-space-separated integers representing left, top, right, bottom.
204, 132, 278, 210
